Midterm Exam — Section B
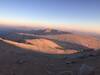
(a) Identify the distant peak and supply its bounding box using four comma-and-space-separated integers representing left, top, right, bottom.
43, 28, 53, 32
29, 28, 72, 35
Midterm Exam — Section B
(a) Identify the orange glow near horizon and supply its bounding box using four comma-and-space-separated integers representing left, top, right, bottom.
0, 19, 100, 34
0, 19, 33, 26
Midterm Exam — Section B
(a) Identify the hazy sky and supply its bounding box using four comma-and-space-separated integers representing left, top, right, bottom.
0, 0, 100, 33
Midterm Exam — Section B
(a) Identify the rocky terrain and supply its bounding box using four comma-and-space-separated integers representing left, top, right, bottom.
0, 28, 100, 75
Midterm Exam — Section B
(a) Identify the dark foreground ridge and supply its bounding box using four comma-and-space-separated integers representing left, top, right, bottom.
0, 39, 100, 75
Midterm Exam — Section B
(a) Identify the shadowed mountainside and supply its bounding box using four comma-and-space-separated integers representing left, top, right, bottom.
44, 34, 100, 49
0, 37, 100, 75
0, 39, 49, 75
28, 28, 72, 35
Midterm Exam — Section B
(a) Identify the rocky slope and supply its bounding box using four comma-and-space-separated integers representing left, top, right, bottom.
45, 34, 100, 49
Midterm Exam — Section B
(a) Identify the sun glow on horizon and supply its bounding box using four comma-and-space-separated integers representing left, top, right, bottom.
0, 18, 100, 34
0, 0, 99, 34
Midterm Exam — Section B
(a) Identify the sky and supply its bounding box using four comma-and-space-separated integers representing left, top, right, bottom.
0, 0, 100, 33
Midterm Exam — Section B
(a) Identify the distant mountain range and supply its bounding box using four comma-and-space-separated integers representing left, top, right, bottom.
0, 28, 100, 50
28, 28, 72, 35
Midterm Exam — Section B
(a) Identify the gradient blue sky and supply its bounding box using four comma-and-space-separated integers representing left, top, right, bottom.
0, 0, 100, 32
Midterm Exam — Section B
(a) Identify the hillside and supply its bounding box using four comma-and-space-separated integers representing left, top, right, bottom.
2, 28, 100, 50
45, 34, 100, 49
25, 38, 62, 49
0, 29, 100, 75
7, 29, 100, 49
0, 38, 50, 75
0, 38, 80, 54
0, 37, 100, 75
0, 28, 100, 75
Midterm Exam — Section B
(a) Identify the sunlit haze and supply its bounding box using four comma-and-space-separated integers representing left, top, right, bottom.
0, 0, 100, 33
